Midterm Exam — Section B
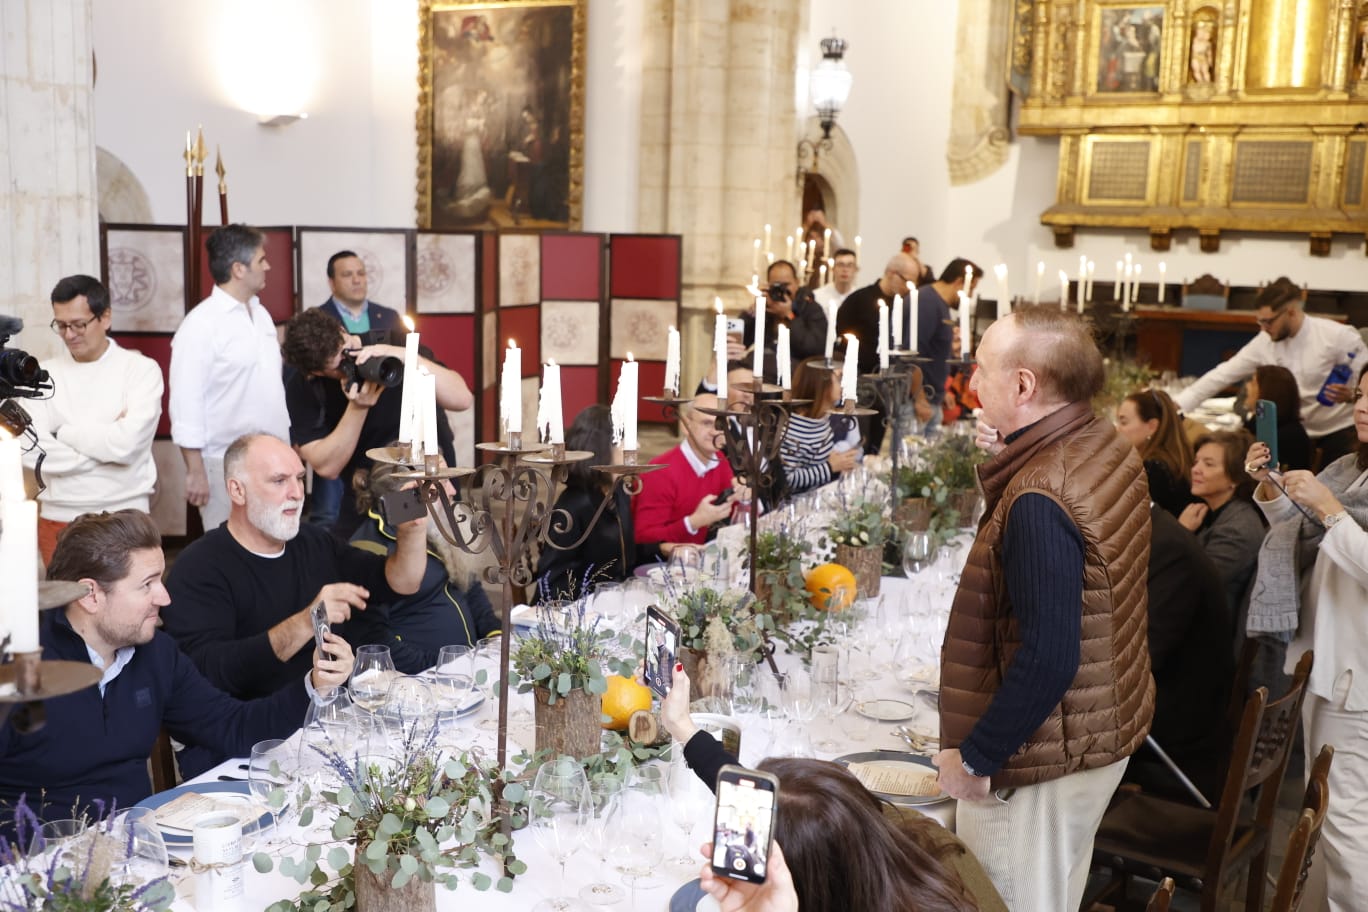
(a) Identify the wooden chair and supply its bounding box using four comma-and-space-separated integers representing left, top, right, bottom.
1145, 877, 1175, 912
148, 726, 179, 793
1182, 274, 1230, 312
1089, 650, 1313, 912
1268, 744, 1334, 912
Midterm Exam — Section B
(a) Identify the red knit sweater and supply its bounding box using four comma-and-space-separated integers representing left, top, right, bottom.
632, 443, 735, 546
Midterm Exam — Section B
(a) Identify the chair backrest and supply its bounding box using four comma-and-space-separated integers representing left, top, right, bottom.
1146, 876, 1176, 912
1202, 650, 1314, 889
1268, 744, 1334, 912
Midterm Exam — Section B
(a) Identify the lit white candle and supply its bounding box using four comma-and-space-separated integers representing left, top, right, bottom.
1114, 260, 1123, 299
397, 318, 420, 446
714, 298, 728, 401
1158, 261, 1167, 303
841, 335, 859, 403
1058, 270, 1070, 310
611, 355, 639, 451
1076, 257, 1087, 309
958, 291, 972, 358
807, 238, 816, 262
823, 227, 832, 253
763, 224, 772, 257
785, 235, 794, 262
664, 326, 681, 396
892, 294, 904, 351
766, 252, 774, 265
500, 340, 522, 437
819, 263, 827, 286
1085, 261, 1096, 304
1034, 261, 1044, 305
0, 436, 23, 501
753, 295, 766, 379
419, 367, 440, 456
751, 238, 761, 273
854, 236, 862, 266
1, 498, 39, 653
878, 300, 889, 370
777, 324, 792, 389
1133, 264, 1143, 307
537, 359, 564, 445
994, 264, 1010, 316
824, 299, 837, 361
909, 289, 920, 354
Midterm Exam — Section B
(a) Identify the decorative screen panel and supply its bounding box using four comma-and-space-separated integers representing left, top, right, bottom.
1231, 141, 1313, 204
1087, 141, 1150, 200
1344, 141, 1366, 208
1182, 141, 1202, 202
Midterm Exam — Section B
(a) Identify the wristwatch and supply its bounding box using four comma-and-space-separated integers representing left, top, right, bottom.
961, 756, 986, 778
1323, 510, 1350, 530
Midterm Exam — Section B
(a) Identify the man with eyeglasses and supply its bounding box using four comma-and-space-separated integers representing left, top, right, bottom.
1175, 277, 1366, 466
23, 275, 163, 563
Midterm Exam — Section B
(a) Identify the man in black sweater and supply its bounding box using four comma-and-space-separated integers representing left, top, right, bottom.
162, 433, 428, 701
0, 510, 353, 827
740, 260, 828, 382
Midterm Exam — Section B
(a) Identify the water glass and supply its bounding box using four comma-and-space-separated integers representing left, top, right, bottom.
666, 757, 712, 870
529, 758, 592, 912
434, 644, 476, 727
903, 531, 932, 577
608, 773, 666, 903
249, 738, 296, 840
578, 775, 626, 907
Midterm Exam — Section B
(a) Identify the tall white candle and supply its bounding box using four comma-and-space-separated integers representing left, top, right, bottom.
958, 292, 972, 358
777, 325, 792, 389
823, 227, 832, 253
752, 295, 766, 379
1, 499, 39, 652
1114, 260, 1123, 299
0, 436, 23, 501
1034, 261, 1044, 305
854, 236, 862, 266
892, 294, 904, 351
841, 335, 859, 403
824, 299, 837, 361
419, 367, 439, 456
785, 235, 794, 262
1085, 261, 1095, 304
397, 323, 420, 446
819, 264, 827, 286
1058, 270, 1070, 311
611, 355, 639, 451
664, 326, 681, 396
763, 224, 772, 257
877, 301, 890, 370
500, 340, 522, 437
751, 238, 761, 273
713, 299, 728, 401
1133, 264, 1143, 307
909, 288, 920, 354
538, 360, 564, 444
1158, 261, 1167, 303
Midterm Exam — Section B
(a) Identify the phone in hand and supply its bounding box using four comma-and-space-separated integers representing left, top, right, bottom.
726, 317, 745, 338
643, 606, 682, 699
379, 487, 426, 526
711, 765, 779, 884
1255, 399, 1279, 471
713, 486, 735, 506
311, 600, 332, 660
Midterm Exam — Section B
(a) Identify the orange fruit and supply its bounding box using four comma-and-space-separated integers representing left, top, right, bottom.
806, 563, 858, 611
601, 675, 652, 730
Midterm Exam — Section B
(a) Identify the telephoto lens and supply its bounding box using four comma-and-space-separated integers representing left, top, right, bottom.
340, 352, 403, 389
0, 348, 42, 386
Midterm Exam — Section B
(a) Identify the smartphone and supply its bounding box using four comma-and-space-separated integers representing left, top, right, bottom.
713, 486, 735, 505
726, 317, 745, 337
643, 606, 682, 699
310, 600, 332, 660
379, 487, 426, 526
711, 765, 779, 884
1255, 399, 1279, 471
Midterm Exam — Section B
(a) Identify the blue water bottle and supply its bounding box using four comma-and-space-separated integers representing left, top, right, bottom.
1316, 352, 1356, 406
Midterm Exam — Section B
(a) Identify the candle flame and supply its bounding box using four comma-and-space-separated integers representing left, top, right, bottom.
714, 297, 723, 314
669, 324, 676, 332
402, 315, 415, 332
507, 338, 517, 348
548, 358, 557, 367
626, 352, 635, 362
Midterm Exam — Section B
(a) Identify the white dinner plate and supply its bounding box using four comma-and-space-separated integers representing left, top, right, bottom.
834, 750, 950, 807
856, 698, 917, 722
134, 780, 271, 846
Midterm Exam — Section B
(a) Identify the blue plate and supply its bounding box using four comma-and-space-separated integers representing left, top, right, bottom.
134, 780, 272, 846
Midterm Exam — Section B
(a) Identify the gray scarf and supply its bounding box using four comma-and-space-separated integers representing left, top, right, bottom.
1247, 455, 1368, 636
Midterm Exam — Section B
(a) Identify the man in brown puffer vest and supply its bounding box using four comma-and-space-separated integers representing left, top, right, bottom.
931, 307, 1154, 912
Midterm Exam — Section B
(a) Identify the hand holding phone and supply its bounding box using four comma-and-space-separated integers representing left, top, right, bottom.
1255, 399, 1279, 472
311, 600, 332, 660
711, 765, 779, 884
379, 487, 426, 526
643, 606, 682, 699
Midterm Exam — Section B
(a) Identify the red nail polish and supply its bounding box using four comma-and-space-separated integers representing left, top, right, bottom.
675, 663, 684, 672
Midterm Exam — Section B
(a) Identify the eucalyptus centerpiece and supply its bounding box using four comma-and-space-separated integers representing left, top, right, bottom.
661, 579, 770, 708
751, 528, 814, 622
258, 725, 532, 912
826, 496, 896, 598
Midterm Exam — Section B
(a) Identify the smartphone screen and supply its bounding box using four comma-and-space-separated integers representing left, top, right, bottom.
643, 606, 681, 699
711, 765, 779, 884
311, 601, 331, 659
1255, 399, 1279, 471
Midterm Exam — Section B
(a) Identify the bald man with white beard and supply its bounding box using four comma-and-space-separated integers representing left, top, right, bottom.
162, 433, 428, 700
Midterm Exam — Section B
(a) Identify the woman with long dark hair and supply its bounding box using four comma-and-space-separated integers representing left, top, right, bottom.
533, 404, 657, 599
1115, 388, 1193, 516
1243, 363, 1312, 471
778, 356, 858, 495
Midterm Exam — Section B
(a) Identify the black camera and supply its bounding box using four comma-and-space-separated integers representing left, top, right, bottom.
0, 316, 51, 401
340, 350, 403, 390
766, 282, 791, 303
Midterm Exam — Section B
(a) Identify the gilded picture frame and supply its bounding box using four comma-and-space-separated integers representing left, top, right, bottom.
416, 0, 586, 231
1093, 6, 1165, 94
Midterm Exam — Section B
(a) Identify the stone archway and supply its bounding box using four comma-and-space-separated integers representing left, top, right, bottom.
96, 146, 153, 223
799, 118, 859, 243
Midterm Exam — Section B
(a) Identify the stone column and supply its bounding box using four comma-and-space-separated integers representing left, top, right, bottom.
0, 0, 99, 363
638, 0, 805, 389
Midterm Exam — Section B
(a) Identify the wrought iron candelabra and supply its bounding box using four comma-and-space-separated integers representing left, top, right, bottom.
0, 581, 103, 733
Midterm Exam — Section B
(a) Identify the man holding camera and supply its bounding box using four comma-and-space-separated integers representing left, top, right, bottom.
741, 260, 828, 381
280, 308, 473, 538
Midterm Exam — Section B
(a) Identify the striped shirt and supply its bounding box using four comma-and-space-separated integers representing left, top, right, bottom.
780, 413, 837, 494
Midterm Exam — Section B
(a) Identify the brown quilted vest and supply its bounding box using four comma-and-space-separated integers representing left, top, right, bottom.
939, 400, 1155, 789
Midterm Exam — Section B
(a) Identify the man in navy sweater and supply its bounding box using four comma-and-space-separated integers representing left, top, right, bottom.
0, 510, 353, 827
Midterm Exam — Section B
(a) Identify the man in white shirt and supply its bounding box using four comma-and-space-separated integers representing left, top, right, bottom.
1175, 277, 1365, 466
813, 247, 858, 312
25, 275, 163, 564
170, 224, 291, 532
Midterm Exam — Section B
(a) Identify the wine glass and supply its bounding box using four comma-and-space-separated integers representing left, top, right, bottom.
528, 757, 592, 912
474, 635, 505, 732
903, 531, 932, 577
608, 772, 666, 905
665, 757, 712, 870
108, 808, 169, 890
577, 775, 626, 907
249, 738, 297, 842
434, 644, 475, 728
349, 644, 396, 728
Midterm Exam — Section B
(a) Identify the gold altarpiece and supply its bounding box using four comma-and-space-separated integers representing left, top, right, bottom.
1013, 0, 1368, 254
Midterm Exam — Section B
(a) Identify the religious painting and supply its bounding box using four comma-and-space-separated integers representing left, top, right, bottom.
417, 0, 587, 231
1096, 7, 1164, 93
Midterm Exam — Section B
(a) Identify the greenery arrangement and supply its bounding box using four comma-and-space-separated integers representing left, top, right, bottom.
1095, 356, 1155, 416
667, 583, 768, 655
0, 799, 175, 912
258, 725, 533, 911
827, 496, 896, 549
752, 528, 815, 622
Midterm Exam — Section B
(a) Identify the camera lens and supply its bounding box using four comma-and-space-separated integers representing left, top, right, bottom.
0, 349, 41, 386
358, 355, 403, 388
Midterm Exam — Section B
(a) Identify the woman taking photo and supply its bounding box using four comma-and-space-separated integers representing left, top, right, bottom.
1243, 364, 1312, 472
1115, 388, 1193, 516
779, 356, 858, 496
1245, 365, 1368, 910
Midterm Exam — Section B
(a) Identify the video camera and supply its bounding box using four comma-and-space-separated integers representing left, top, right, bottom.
0, 315, 51, 401
766, 282, 791, 303
340, 349, 403, 390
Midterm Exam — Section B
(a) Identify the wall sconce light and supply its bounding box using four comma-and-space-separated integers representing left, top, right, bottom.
797, 33, 853, 187
258, 113, 309, 127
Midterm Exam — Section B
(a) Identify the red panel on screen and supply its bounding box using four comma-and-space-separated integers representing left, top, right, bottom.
194, 227, 295, 323
118, 334, 173, 437
560, 366, 600, 428
481, 234, 498, 313
498, 306, 541, 374
541, 234, 602, 300
415, 315, 476, 385
610, 359, 670, 424
609, 235, 680, 300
